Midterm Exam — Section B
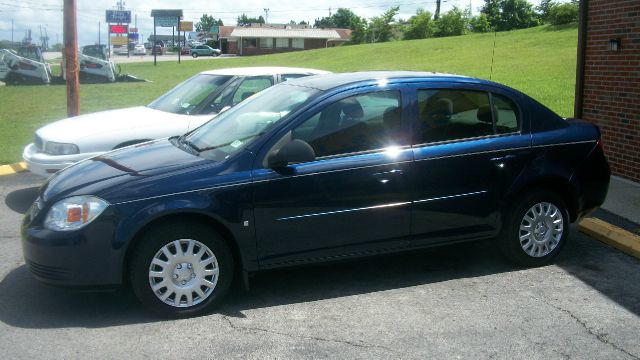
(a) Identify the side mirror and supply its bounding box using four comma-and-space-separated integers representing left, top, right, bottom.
267, 139, 316, 169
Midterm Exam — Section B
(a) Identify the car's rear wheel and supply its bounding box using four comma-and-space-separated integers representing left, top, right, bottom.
192, 53, 198, 58
499, 190, 569, 267
129, 222, 234, 318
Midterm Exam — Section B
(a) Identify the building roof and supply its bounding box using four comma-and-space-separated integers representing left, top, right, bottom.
229, 28, 343, 40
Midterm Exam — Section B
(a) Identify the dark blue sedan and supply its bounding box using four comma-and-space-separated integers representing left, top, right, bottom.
22, 71, 610, 317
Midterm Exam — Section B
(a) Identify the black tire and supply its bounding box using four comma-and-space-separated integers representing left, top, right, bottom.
192, 53, 198, 58
499, 190, 569, 267
129, 221, 234, 318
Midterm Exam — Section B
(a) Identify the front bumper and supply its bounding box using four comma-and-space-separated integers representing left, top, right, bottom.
22, 143, 102, 177
21, 208, 125, 287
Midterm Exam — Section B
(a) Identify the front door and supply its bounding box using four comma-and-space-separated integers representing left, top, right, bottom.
252, 89, 414, 267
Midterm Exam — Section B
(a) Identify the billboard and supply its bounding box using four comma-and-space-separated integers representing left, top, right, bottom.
110, 36, 128, 46
156, 16, 178, 27
179, 21, 193, 32
109, 24, 128, 34
106, 10, 131, 24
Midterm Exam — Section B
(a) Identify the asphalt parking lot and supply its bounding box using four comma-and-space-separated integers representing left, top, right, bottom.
1, 172, 639, 359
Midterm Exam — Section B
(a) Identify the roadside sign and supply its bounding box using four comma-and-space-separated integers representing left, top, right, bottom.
109, 24, 128, 34
156, 16, 178, 27
106, 10, 131, 24
210, 25, 219, 34
129, 27, 138, 33
110, 36, 128, 46
179, 21, 193, 32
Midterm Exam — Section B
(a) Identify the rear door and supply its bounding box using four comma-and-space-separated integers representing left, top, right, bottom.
408, 83, 531, 245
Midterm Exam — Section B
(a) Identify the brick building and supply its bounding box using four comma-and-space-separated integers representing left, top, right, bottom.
575, 0, 640, 182
217, 24, 351, 56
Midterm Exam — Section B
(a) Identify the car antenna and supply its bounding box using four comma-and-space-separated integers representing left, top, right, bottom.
490, 29, 497, 81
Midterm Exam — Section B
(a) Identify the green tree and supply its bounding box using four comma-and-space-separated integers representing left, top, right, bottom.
469, 13, 492, 32
237, 14, 265, 26
195, 14, 223, 32
482, 0, 539, 31
548, 2, 578, 25
314, 8, 363, 29
434, 6, 468, 37
403, 9, 435, 40
367, 6, 399, 43
537, 0, 557, 23
498, 0, 539, 30
481, 0, 501, 29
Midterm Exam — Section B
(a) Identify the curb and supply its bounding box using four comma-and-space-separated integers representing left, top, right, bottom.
0, 162, 27, 176
579, 217, 640, 259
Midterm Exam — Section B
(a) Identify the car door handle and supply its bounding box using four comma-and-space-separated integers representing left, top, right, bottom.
490, 154, 517, 162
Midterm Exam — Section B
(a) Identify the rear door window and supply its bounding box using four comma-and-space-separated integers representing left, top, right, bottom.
416, 89, 520, 144
231, 76, 274, 105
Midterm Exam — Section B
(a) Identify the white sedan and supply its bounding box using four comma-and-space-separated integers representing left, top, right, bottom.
133, 44, 146, 55
23, 67, 329, 177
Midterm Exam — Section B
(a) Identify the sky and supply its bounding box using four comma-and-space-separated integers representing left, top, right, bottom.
0, 0, 548, 47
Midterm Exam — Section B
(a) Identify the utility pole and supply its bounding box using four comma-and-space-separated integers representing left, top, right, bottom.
63, 0, 80, 117
435, 0, 442, 20
98, 21, 101, 45
11, 19, 14, 49
264, 8, 269, 24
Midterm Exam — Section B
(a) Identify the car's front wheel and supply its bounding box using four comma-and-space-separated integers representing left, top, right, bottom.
192, 53, 198, 58
499, 190, 569, 267
129, 222, 234, 318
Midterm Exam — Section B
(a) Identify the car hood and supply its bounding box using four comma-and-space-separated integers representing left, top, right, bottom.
36, 106, 214, 148
40, 138, 211, 203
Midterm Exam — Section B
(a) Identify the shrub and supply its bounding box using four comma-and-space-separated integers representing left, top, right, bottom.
549, 2, 578, 25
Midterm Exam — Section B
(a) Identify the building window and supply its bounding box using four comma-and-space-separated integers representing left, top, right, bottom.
242, 38, 257, 48
275, 38, 289, 49
292, 38, 304, 49
260, 38, 273, 49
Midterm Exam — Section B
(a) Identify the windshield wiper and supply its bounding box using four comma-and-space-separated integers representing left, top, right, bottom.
196, 133, 262, 153
175, 135, 201, 153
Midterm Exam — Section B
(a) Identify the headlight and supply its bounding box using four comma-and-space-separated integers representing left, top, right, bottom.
44, 196, 109, 231
44, 141, 80, 155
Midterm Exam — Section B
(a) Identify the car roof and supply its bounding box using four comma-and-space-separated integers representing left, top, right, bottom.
285, 71, 489, 91
199, 67, 331, 76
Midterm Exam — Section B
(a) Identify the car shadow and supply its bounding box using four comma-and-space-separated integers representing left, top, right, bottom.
4, 186, 39, 215
0, 228, 638, 329
0, 240, 514, 329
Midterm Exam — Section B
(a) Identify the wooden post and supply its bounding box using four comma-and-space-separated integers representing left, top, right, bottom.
63, 0, 80, 117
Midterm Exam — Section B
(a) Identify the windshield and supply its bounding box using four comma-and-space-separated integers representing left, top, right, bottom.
180, 83, 319, 161
148, 74, 233, 115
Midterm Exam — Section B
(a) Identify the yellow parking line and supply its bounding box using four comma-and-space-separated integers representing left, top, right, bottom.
579, 217, 640, 259
0, 162, 27, 176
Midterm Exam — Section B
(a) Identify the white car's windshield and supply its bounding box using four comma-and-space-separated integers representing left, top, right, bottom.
148, 74, 233, 115
179, 83, 319, 161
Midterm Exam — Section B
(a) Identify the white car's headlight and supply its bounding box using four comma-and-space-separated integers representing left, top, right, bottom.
44, 196, 109, 231
44, 141, 80, 155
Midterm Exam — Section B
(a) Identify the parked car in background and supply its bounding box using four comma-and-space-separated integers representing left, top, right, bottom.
23, 67, 330, 177
112, 45, 128, 55
0, 52, 9, 81
133, 44, 146, 55
190, 45, 221, 58
180, 46, 191, 55
152, 45, 163, 55
22, 71, 610, 317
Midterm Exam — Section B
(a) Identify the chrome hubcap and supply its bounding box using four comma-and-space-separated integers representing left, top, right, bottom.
148, 239, 219, 308
519, 202, 564, 257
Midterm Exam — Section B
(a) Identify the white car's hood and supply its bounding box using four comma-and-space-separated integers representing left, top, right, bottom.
36, 106, 214, 152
